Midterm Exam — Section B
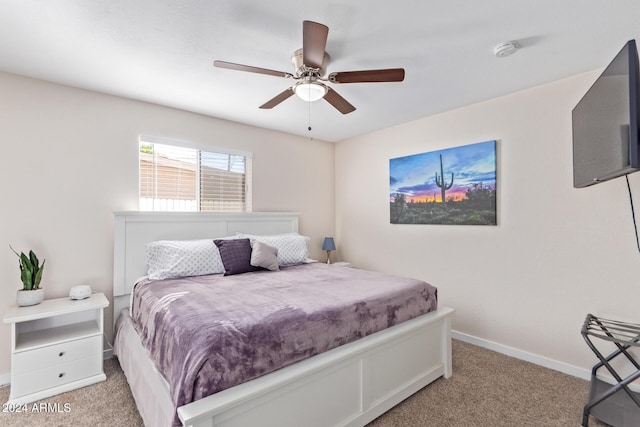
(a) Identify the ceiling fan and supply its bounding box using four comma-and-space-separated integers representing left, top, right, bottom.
214, 20, 405, 114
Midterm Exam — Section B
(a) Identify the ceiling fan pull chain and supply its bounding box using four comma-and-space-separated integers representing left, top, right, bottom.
308, 95, 312, 132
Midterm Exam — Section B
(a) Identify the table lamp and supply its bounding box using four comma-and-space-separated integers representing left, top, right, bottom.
322, 237, 336, 264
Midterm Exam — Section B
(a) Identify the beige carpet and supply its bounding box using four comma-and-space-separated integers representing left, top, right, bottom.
0, 340, 609, 427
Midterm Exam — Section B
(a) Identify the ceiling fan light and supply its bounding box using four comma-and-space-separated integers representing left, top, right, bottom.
294, 81, 327, 102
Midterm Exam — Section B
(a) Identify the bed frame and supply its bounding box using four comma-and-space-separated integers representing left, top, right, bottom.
112, 211, 453, 427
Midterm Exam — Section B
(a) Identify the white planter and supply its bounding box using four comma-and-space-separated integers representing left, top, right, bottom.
16, 288, 44, 307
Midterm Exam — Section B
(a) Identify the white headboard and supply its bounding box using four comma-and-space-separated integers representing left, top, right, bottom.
112, 212, 300, 318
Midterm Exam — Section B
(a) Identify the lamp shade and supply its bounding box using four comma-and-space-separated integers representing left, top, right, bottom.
322, 237, 336, 251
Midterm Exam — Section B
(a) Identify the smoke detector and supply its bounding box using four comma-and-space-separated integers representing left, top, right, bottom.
494, 41, 518, 58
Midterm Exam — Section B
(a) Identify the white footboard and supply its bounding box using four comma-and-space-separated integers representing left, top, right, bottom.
178, 307, 453, 427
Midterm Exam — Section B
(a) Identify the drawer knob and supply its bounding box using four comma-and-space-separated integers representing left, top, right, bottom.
58, 373, 65, 378
58, 351, 65, 357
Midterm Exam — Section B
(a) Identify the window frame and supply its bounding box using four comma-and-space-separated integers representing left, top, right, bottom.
138, 135, 252, 212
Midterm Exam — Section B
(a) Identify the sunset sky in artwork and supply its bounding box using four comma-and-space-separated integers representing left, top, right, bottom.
389, 140, 496, 203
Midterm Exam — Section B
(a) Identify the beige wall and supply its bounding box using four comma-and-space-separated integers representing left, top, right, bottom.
336, 70, 640, 375
0, 72, 335, 379
3, 66, 637, 383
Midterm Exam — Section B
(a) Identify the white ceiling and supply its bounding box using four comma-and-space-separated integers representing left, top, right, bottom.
1, 1, 640, 142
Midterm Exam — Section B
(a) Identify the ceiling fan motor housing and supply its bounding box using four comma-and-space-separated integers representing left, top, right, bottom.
292, 48, 330, 77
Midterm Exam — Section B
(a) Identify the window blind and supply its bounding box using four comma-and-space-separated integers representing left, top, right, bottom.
139, 139, 252, 212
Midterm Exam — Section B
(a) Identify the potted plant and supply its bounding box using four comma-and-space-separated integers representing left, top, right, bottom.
10, 245, 45, 307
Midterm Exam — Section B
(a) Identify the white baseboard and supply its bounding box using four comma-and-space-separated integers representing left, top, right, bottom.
452, 330, 592, 381
0, 372, 10, 387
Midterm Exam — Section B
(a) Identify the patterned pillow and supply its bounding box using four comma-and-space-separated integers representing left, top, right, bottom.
250, 240, 279, 271
214, 238, 260, 276
146, 239, 225, 280
236, 233, 310, 266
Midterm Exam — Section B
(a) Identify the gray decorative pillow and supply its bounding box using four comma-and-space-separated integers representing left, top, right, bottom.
214, 238, 259, 276
250, 240, 279, 271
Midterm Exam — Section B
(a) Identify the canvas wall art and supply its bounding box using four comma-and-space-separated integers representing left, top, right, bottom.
389, 140, 497, 225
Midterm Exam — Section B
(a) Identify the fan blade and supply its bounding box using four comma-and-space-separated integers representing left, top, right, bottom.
323, 87, 356, 114
214, 60, 293, 78
259, 87, 295, 109
329, 68, 405, 83
303, 21, 329, 69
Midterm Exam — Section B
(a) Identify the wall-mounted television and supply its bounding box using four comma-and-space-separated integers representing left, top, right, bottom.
572, 40, 640, 188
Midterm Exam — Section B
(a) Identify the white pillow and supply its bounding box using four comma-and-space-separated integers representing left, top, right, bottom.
146, 239, 225, 280
237, 233, 310, 266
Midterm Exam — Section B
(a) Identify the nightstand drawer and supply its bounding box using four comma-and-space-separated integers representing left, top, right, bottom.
13, 335, 101, 375
10, 354, 102, 398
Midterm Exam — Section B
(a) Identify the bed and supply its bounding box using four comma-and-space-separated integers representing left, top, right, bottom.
112, 212, 454, 427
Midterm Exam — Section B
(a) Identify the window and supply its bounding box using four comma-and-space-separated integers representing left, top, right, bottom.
139, 137, 252, 212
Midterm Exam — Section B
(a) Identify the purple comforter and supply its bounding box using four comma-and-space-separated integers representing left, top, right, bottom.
130, 262, 437, 425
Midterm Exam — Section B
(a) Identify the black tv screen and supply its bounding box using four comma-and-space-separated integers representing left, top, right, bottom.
572, 40, 640, 188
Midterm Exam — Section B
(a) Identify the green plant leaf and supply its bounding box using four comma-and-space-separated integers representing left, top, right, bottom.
19, 253, 31, 270
9, 245, 20, 258
29, 250, 39, 269
21, 267, 33, 290
33, 260, 45, 288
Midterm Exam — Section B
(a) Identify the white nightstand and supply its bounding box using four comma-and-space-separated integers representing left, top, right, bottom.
332, 262, 352, 267
3, 292, 109, 405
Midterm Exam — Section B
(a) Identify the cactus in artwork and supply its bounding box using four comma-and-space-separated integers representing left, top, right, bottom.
435, 154, 454, 204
